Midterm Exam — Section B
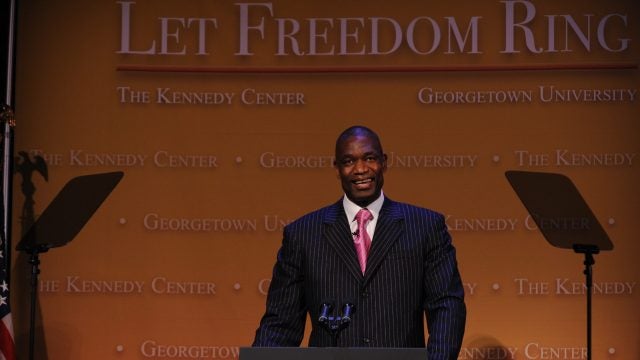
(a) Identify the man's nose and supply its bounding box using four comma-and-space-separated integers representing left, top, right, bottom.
353, 159, 367, 173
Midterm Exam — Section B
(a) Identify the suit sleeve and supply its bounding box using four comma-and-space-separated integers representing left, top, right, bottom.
252, 225, 307, 347
423, 213, 466, 359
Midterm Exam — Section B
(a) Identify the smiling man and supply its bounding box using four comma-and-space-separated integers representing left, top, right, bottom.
253, 126, 466, 360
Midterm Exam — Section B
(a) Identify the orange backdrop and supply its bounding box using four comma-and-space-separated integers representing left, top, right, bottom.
10, 1, 640, 359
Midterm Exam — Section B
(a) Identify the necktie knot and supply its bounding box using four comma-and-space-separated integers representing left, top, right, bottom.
356, 208, 373, 225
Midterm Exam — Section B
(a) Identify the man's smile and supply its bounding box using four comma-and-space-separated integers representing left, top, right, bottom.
352, 177, 374, 189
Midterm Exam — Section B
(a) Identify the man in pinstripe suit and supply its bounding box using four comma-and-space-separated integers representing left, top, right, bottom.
253, 126, 466, 359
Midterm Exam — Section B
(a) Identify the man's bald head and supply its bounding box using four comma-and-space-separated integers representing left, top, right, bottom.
334, 126, 384, 158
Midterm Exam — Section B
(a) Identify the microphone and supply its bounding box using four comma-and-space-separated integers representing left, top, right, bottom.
341, 303, 355, 324
318, 303, 333, 323
317, 301, 354, 346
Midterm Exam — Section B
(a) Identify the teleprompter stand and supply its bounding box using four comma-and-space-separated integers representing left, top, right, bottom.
505, 171, 613, 360
16, 172, 124, 360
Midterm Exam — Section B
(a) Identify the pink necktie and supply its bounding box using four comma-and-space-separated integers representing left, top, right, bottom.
354, 208, 373, 275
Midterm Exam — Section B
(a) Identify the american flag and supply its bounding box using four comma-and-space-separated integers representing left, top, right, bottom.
0, 60, 17, 360
0, 105, 17, 360
0, 241, 14, 360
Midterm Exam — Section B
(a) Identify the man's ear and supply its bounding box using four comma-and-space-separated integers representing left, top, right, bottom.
382, 153, 388, 172
333, 160, 340, 179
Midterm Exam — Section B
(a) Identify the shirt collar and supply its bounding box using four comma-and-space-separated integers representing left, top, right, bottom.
342, 191, 385, 222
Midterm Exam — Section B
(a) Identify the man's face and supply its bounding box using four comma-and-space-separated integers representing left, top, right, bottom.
334, 134, 387, 207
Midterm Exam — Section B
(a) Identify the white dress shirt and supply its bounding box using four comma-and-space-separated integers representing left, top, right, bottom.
342, 191, 385, 242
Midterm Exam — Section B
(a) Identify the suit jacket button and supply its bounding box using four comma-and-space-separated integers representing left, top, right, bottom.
361, 291, 369, 298
363, 338, 371, 344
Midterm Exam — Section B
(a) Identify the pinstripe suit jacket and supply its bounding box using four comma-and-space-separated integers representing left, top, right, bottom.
253, 197, 466, 359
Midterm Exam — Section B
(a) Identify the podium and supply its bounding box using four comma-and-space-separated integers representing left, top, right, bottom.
240, 347, 428, 360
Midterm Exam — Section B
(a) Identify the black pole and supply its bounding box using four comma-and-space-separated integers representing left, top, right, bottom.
584, 251, 594, 360
28, 251, 39, 360
574, 244, 598, 360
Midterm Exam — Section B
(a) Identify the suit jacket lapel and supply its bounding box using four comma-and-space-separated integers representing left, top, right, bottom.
364, 198, 404, 282
323, 201, 363, 281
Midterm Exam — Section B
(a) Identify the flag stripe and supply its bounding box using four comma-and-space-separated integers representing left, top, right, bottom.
0, 315, 15, 360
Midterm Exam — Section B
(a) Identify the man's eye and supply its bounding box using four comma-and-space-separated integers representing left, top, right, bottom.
342, 159, 353, 165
